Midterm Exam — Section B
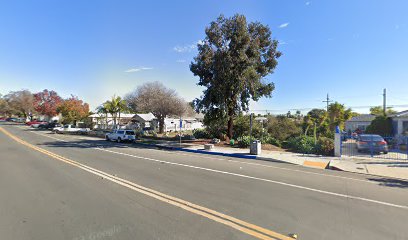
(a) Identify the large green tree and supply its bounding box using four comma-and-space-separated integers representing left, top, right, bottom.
365, 116, 393, 136
190, 14, 281, 139
303, 108, 327, 137
369, 106, 397, 116
327, 102, 352, 131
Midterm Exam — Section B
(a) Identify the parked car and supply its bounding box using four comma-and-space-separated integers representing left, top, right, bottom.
6, 117, 18, 122
31, 121, 48, 128
54, 124, 90, 134
105, 130, 136, 143
0, 117, 7, 122
39, 122, 61, 129
356, 134, 388, 154
26, 120, 46, 126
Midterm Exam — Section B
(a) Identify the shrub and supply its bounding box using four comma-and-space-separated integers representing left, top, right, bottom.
365, 116, 393, 136
237, 135, 251, 148
315, 137, 334, 156
266, 116, 302, 141
286, 136, 316, 154
193, 129, 211, 139
262, 135, 281, 147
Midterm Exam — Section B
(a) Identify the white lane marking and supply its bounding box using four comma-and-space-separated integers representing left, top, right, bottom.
30, 131, 408, 210
32, 131, 377, 184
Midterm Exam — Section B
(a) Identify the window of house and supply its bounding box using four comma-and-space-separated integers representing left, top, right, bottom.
403, 121, 408, 134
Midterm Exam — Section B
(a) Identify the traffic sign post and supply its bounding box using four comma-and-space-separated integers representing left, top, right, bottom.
179, 117, 182, 146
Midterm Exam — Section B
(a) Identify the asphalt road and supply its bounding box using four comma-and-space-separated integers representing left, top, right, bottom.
1, 123, 408, 240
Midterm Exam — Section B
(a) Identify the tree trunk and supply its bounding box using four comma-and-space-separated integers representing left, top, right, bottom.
227, 115, 234, 140
118, 111, 121, 128
159, 117, 165, 134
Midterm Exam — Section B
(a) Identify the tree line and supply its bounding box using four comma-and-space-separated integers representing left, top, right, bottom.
0, 89, 89, 124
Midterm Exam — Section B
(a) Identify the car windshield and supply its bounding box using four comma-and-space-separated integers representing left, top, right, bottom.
126, 131, 135, 135
360, 135, 384, 141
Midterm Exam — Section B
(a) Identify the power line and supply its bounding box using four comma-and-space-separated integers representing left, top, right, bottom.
322, 93, 333, 112
250, 104, 408, 114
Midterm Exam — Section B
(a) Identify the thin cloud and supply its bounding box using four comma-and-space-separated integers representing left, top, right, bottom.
305, 1, 311, 6
176, 59, 187, 63
173, 40, 203, 53
279, 22, 289, 28
124, 67, 153, 73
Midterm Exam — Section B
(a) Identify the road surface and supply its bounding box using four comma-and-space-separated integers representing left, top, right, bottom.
1, 123, 407, 240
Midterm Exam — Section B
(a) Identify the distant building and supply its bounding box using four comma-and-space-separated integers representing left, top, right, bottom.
345, 114, 376, 133
89, 113, 134, 129
131, 113, 155, 129
89, 112, 204, 131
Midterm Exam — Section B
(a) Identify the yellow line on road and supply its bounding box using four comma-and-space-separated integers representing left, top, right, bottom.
0, 127, 294, 240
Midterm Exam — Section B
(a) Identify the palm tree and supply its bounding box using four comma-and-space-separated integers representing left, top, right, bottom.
103, 95, 127, 129
96, 105, 109, 129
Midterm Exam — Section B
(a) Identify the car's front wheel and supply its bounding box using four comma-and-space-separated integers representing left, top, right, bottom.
117, 138, 121, 143
105, 136, 110, 141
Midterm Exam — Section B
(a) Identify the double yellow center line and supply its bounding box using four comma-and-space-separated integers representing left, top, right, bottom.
0, 127, 294, 240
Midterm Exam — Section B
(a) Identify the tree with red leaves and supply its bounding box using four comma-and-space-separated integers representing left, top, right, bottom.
57, 95, 90, 125
33, 89, 63, 119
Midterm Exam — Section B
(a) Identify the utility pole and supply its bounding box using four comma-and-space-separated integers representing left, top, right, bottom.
322, 93, 333, 112
383, 88, 387, 116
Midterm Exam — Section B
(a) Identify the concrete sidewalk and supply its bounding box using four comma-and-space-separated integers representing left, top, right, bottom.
143, 140, 408, 180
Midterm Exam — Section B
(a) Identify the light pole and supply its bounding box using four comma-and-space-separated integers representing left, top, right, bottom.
255, 116, 267, 142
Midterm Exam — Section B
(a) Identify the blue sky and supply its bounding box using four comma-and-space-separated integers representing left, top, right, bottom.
0, 0, 407, 113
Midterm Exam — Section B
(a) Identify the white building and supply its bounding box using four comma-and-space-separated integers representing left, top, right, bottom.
344, 114, 376, 133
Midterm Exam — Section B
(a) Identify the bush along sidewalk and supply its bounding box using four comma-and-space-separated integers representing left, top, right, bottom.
284, 135, 334, 156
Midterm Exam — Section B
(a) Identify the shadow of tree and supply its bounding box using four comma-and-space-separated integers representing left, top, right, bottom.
37, 138, 163, 150
367, 177, 408, 188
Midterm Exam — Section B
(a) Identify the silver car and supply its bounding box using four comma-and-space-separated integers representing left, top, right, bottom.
356, 134, 388, 154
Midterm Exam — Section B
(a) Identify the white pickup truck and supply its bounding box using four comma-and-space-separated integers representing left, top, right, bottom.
53, 124, 90, 134
105, 130, 136, 143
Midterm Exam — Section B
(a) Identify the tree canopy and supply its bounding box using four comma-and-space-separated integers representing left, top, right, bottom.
369, 106, 397, 116
365, 115, 393, 136
3, 90, 34, 118
57, 96, 90, 124
102, 95, 127, 127
125, 82, 186, 133
33, 89, 63, 118
190, 14, 281, 139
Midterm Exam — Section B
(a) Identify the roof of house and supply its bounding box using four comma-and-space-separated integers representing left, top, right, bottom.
390, 110, 408, 118
346, 114, 376, 122
133, 113, 155, 121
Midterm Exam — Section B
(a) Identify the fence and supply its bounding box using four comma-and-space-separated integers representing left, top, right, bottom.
340, 133, 408, 160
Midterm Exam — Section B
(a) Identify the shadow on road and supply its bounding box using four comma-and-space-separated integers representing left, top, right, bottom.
367, 177, 408, 188
357, 161, 408, 168
37, 138, 165, 150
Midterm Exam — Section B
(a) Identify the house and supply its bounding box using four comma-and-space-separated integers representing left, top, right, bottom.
161, 117, 204, 132
131, 113, 155, 129
390, 110, 408, 137
89, 113, 135, 129
345, 114, 376, 133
